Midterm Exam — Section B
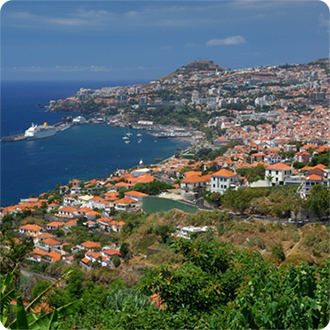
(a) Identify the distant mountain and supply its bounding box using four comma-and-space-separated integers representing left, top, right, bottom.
159, 60, 225, 81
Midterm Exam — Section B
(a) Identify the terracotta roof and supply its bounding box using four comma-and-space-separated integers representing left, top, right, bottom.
102, 248, 121, 257
81, 241, 101, 249
266, 162, 292, 170
212, 169, 236, 177
20, 224, 43, 231
42, 238, 61, 245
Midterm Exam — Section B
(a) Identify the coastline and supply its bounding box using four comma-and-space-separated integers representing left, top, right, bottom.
1, 123, 193, 207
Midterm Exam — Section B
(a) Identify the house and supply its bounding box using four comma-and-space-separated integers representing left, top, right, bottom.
78, 241, 101, 251
37, 238, 62, 252
294, 151, 312, 164
124, 190, 148, 202
101, 247, 121, 258
265, 162, 293, 186
180, 173, 211, 199
251, 152, 266, 163
19, 224, 43, 237
85, 210, 101, 221
95, 217, 114, 232
177, 225, 212, 239
298, 168, 330, 197
45, 221, 65, 231
110, 220, 126, 232
34, 232, 55, 244
29, 249, 61, 263
58, 206, 78, 218
113, 197, 136, 212
84, 251, 111, 267
63, 196, 77, 206
210, 169, 240, 194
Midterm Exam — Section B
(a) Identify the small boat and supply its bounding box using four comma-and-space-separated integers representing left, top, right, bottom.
138, 139, 142, 143
123, 136, 129, 140
137, 133, 142, 137
125, 140, 130, 144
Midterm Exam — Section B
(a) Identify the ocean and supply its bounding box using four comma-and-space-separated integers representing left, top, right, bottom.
1, 80, 190, 207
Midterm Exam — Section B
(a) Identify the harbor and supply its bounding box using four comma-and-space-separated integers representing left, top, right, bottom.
1, 120, 73, 142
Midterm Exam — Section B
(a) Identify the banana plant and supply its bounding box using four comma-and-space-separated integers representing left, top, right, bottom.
1, 269, 82, 329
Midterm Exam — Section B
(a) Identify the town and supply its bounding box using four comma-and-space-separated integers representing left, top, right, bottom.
1, 58, 329, 269
1, 58, 329, 329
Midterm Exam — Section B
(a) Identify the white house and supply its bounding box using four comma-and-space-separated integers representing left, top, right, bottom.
210, 169, 240, 194
265, 162, 293, 186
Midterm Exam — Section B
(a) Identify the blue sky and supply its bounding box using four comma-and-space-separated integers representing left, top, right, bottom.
1, 1, 329, 82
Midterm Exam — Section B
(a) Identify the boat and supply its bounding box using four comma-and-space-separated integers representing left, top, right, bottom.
125, 140, 130, 144
137, 133, 142, 137
138, 139, 142, 143
24, 122, 57, 140
72, 116, 87, 125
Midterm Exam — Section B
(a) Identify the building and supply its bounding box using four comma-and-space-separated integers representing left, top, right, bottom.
210, 169, 240, 194
180, 174, 211, 199
265, 162, 293, 186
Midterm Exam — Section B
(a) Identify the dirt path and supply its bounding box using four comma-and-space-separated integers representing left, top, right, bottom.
285, 228, 303, 259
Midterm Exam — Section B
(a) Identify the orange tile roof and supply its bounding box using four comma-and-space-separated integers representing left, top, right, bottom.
266, 162, 292, 170
20, 224, 43, 231
125, 190, 149, 197
46, 221, 64, 227
81, 241, 101, 249
46, 251, 62, 262
42, 238, 61, 245
212, 169, 236, 177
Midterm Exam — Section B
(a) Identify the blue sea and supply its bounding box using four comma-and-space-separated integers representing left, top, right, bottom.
1, 81, 190, 207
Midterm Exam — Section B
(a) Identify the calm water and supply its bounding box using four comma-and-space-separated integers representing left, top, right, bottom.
1, 81, 189, 207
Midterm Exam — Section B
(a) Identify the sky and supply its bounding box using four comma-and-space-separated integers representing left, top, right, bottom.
1, 0, 329, 82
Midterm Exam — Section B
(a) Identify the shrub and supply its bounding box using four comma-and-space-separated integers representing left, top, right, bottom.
112, 255, 121, 268
271, 246, 285, 261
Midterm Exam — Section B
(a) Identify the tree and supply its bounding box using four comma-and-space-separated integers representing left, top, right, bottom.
119, 242, 130, 261
307, 184, 330, 220
112, 256, 121, 268
1, 236, 34, 287
154, 225, 174, 244
222, 188, 252, 214
62, 267, 85, 300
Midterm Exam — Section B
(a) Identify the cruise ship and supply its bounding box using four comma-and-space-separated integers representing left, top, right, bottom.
72, 116, 87, 125
24, 122, 57, 140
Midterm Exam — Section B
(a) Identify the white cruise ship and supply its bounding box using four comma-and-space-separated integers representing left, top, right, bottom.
72, 116, 87, 125
24, 122, 57, 140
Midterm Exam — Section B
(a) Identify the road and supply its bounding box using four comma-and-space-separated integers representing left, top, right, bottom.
21, 268, 57, 283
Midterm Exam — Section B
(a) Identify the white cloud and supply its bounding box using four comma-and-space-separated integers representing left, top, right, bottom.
319, 13, 330, 29
206, 35, 246, 46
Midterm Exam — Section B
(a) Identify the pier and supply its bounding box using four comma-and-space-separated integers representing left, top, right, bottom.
1, 133, 27, 142
1, 121, 72, 142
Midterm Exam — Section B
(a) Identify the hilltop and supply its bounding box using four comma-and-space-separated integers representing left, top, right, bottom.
159, 59, 225, 80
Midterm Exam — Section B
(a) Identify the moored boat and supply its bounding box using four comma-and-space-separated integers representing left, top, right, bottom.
72, 116, 87, 125
24, 122, 57, 140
